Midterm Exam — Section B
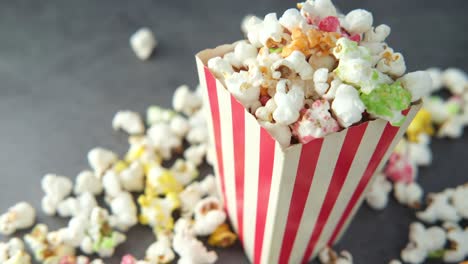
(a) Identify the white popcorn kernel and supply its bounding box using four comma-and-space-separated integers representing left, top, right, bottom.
279, 8, 308, 32
172, 85, 203, 116
308, 54, 337, 72
108, 191, 138, 231
426, 68, 443, 92
398, 71, 433, 102
444, 225, 468, 262
146, 234, 175, 264
272, 79, 304, 125
442, 68, 468, 95
119, 161, 145, 192
344, 9, 373, 34
376, 48, 406, 78
0, 237, 32, 264
57, 216, 89, 247
365, 173, 392, 210
179, 175, 218, 216
41, 174, 73, 216
102, 170, 123, 200
147, 123, 182, 159
323, 79, 342, 100
401, 222, 446, 264
25, 224, 75, 262
171, 159, 198, 186
184, 144, 207, 167
259, 121, 292, 148
193, 197, 226, 236
233, 41, 258, 68
437, 115, 466, 139
170, 115, 190, 138
417, 189, 461, 223
259, 13, 284, 47
225, 71, 260, 109
255, 99, 277, 122
407, 134, 432, 166
363, 24, 391, 43
74, 170, 103, 195
130, 28, 157, 60
0, 202, 35, 236
57, 192, 97, 218
313, 68, 330, 95
331, 84, 365, 128
388, 260, 402, 264
146, 106, 177, 125
87, 147, 118, 177
272, 51, 314, 80
173, 218, 218, 264
207, 57, 234, 80
318, 247, 353, 264
394, 182, 423, 208
301, 0, 337, 21
241, 14, 261, 35
112, 110, 145, 135
452, 184, 468, 219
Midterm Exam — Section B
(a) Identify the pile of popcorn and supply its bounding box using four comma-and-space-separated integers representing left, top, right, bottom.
0, 84, 237, 264
208, 0, 432, 147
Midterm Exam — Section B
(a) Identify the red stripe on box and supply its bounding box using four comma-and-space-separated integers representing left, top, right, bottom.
204, 67, 228, 212
327, 123, 400, 245
253, 129, 276, 264
301, 124, 368, 263
278, 138, 324, 264
231, 96, 245, 243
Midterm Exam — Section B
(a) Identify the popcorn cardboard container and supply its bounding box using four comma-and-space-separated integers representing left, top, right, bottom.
196, 44, 421, 264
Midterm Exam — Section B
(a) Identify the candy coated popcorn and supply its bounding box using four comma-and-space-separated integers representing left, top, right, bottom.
343, 9, 373, 34
74, 170, 103, 195
145, 233, 175, 264
401, 222, 446, 264
112, 111, 145, 135
318, 247, 353, 264
331, 84, 365, 127
130, 28, 157, 61
272, 79, 305, 125
172, 85, 203, 116
444, 224, 468, 262
360, 82, 411, 125
417, 189, 461, 223
146, 106, 176, 126
208, 223, 237, 248
119, 161, 145, 192
138, 193, 180, 234
57, 192, 97, 218
291, 99, 339, 144
318, 16, 340, 32
87, 148, 118, 177
225, 71, 260, 110
171, 159, 199, 186
365, 172, 392, 210
0, 238, 31, 264
108, 191, 138, 231
0, 202, 35, 236
406, 109, 434, 143
169, 115, 190, 138
394, 182, 423, 209
183, 144, 207, 167
146, 166, 183, 196
25, 224, 75, 262
398, 71, 432, 102
385, 152, 417, 184
272, 51, 314, 80
41, 174, 73, 216
442, 68, 468, 95
193, 196, 227, 236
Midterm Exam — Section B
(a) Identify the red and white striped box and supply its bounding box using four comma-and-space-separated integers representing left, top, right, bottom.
196, 44, 421, 264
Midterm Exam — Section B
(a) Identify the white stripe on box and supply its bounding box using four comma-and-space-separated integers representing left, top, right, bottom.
288, 131, 347, 263
216, 79, 238, 232
242, 114, 262, 262
311, 121, 387, 257
261, 144, 303, 264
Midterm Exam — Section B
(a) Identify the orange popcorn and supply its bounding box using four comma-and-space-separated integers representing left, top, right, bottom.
282, 28, 341, 58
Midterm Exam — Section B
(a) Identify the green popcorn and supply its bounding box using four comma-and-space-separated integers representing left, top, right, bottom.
360, 81, 412, 126
428, 249, 445, 259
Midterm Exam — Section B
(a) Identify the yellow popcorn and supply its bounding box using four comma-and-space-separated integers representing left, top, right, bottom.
146, 167, 184, 195
138, 192, 181, 234
406, 109, 434, 142
113, 160, 128, 174
208, 223, 237, 248
125, 145, 146, 163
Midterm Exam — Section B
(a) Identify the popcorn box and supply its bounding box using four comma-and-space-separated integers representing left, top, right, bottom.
196, 44, 421, 264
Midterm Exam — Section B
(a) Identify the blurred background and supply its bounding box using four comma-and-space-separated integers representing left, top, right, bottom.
0, 0, 467, 263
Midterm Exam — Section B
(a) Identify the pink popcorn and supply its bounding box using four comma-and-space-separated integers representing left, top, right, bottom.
121, 254, 136, 264
385, 152, 417, 184
291, 99, 340, 144
318, 16, 340, 32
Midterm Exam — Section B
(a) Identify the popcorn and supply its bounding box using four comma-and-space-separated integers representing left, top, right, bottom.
60, 256, 104, 264
255, 98, 277, 122
365, 172, 392, 210
394, 182, 423, 209
183, 144, 207, 167
102, 170, 123, 200
25, 224, 75, 262
0, 202, 35, 236
172, 85, 203, 116
406, 109, 434, 143
146, 166, 183, 196
417, 189, 461, 223
451, 184, 468, 219
407, 134, 432, 166
376, 47, 406, 78
87, 148, 118, 177
426, 68, 443, 92
398, 71, 432, 102
318, 247, 353, 264
385, 152, 417, 184
74, 170, 103, 195
363, 24, 391, 43
308, 54, 337, 72
112, 111, 145, 135
246, 13, 284, 48
300, 0, 338, 21
179, 175, 217, 216
130, 28, 157, 61
208, 57, 235, 80
0, 238, 31, 264
171, 159, 199, 186
147, 122, 183, 159
48, 216, 89, 247
241, 15, 261, 35
401, 222, 446, 264
444, 224, 468, 262
145, 233, 175, 264
146, 106, 176, 126
279, 8, 309, 32
388, 260, 402, 264
80, 207, 126, 257
423, 96, 458, 124
442, 68, 468, 95
119, 161, 145, 192
187, 110, 209, 145
225, 71, 261, 110
272, 79, 305, 125
322, 79, 341, 100
343, 9, 373, 34
437, 115, 466, 139
207, 223, 237, 248
170, 115, 190, 138
291, 99, 340, 144
172, 219, 218, 264
224, 41, 259, 69
57, 192, 97, 218
193, 196, 226, 236
331, 84, 365, 127
41, 174, 73, 215
138, 193, 180, 234
313, 68, 330, 95
272, 51, 314, 80
108, 191, 138, 231
259, 121, 292, 147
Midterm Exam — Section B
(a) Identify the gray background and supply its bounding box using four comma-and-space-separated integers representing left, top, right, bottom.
0, 0, 467, 263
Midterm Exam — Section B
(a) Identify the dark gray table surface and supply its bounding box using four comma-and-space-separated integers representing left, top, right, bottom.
0, 0, 467, 263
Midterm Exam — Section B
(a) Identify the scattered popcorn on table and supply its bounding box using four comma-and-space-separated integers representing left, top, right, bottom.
207, 223, 237, 248
451, 184, 468, 219
318, 247, 353, 264
146, 106, 177, 126
171, 159, 199, 186
401, 222, 446, 264
417, 188, 461, 223
57, 192, 97, 218
130, 28, 157, 61
0, 202, 35, 236
119, 161, 145, 192
179, 175, 217, 217
442, 68, 468, 96
146, 166, 183, 195
102, 170, 124, 200
365, 172, 392, 210
41, 174, 73, 216
183, 144, 207, 167
112, 111, 145, 135
74, 170, 103, 195
145, 233, 175, 264
138, 192, 180, 234
25, 224, 75, 263
0, 237, 31, 264
108, 191, 138, 231
193, 196, 226, 236
394, 182, 423, 209
384, 152, 417, 184
172, 85, 203, 116
443, 223, 468, 262
87, 148, 118, 177
147, 122, 183, 160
